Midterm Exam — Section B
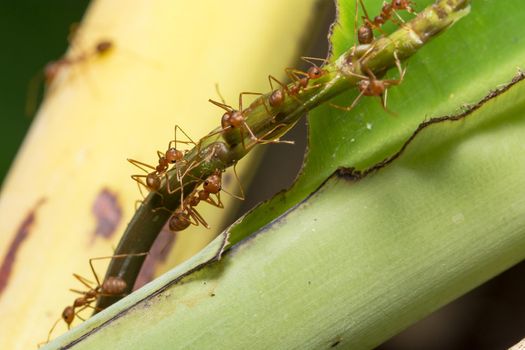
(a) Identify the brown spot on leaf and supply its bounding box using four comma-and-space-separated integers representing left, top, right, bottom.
92, 188, 122, 240
133, 225, 176, 289
0, 198, 46, 297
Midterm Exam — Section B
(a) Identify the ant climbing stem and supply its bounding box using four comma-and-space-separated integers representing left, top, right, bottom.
39, 253, 148, 346
356, 0, 417, 45
207, 89, 292, 150
129, 124, 198, 208
128, 158, 163, 200
268, 56, 330, 108
331, 51, 406, 113
167, 163, 245, 233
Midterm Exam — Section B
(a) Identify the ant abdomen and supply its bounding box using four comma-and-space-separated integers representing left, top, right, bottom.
101, 276, 127, 295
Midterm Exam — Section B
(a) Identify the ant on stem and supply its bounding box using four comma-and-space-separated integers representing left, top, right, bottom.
331, 51, 406, 113
206, 86, 293, 150
168, 165, 245, 232
40, 253, 147, 346
128, 125, 197, 202
356, 0, 416, 45
267, 57, 330, 108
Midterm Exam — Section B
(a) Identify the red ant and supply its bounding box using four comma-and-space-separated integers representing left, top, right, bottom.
26, 38, 114, 116
40, 253, 147, 345
331, 51, 406, 113
168, 166, 245, 232
206, 85, 294, 149
168, 171, 222, 231
356, 0, 416, 45
267, 57, 330, 109
44, 39, 113, 85
128, 125, 196, 200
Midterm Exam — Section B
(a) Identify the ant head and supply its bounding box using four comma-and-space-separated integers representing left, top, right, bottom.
221, 112, 232, 129
229, 111, 244, 128
96, 40, 113, 55
165, 148, 183, 163
146, 173, 161, 191
203, 173, 221, 194
307, 66, 324, 79
62, 306, 75, 325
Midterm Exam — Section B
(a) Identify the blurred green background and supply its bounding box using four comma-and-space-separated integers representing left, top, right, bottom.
0, 1, 89, 186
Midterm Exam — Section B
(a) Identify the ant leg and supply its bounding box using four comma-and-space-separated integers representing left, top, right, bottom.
151, 205, 173, 214
166, 158, 204, 195
127, 158, 156, 173
41, 317, 62, 345
285, 67, 309, 83
196, 125, 232, 153
219, 164, 246, 201
88, 253, 148, 287
238, 91, 271, 115
245, 123, 294, 145
269, 74, 306, 105
167, 124, 197, 149
174, 124, 197, 146
238, 92, 273, 147
239, 124, 247, 150
187, 206, 209, 228
69, 288, 89, 295
232, 162, 245, 200
130, 175, 150, 199
345, 70, 369, 80
377, 89, 397, 116
301, 56, 330, 67
204, 192, 224, 208
358, 0, 372, 24
329, 90, 366, 112
352, 0, 359, 54
74, 305, 92, 321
